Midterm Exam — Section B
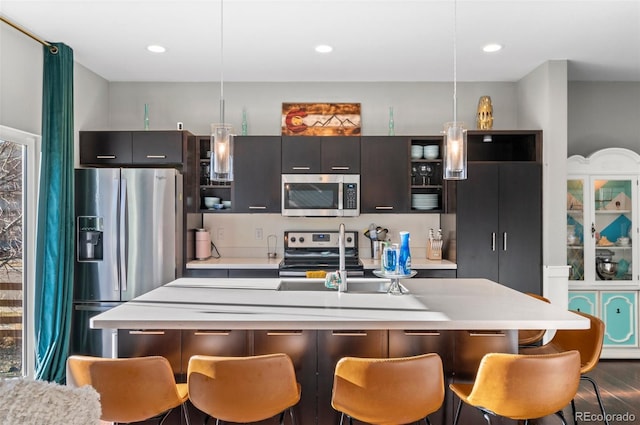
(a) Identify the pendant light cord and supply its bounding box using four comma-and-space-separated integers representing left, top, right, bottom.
453, 0, 458, 124
219, 0, 225, 123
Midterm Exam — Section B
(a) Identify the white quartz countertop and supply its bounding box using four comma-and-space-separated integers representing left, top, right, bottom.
91, 278, 587, 331
186, 257, 456, 270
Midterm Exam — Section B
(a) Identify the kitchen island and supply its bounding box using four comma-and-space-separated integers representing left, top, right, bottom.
91, 277, 585, 330
90, 278, 588, 425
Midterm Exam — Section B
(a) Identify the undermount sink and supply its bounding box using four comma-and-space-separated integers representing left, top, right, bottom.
276, 278, 408, 294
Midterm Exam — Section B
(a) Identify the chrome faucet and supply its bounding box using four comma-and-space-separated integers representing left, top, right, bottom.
338, 223, 347, 292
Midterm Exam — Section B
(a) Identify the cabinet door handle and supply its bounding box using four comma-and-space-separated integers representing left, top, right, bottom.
468, 331, 505, 337
128, 330, 165, 335
267, 330, 303, 336
591, 223, 596, 238
491, 233, 496, 251
403, 330, 441, 336
194, 330, 231, 336
96, 155, 116, 159
331, 166, 350, 171
503, 232, 508, 251
375, 206, 394, 210
332, 330, 367, 336
292, 166, 311, 170
146, 155, 167, 159
249, 206, 267, 210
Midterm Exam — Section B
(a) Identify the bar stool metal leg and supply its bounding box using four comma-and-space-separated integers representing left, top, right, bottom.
582, 376, 610, 425
452, 397, 463, 425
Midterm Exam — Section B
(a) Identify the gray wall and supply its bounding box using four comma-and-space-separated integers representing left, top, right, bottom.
569, 81, 640, 157
0, 24, 42, 135
517, 60, 569, 267
106, 81, 519, 136
0, 24, 109, 153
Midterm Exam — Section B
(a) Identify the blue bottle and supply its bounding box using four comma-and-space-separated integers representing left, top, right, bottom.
398, 231, 411, 275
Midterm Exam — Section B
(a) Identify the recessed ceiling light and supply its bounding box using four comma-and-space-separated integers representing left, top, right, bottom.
482, 43, 502, 53
147, 45, 166, 53
315, 44, 333, 53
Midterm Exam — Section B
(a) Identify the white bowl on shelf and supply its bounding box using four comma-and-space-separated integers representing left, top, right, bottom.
204, 197, 220, 208
423, 145, 439, 159
411, 145, 423, 159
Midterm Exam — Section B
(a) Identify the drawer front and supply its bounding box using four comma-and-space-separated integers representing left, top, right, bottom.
452, 330, 517, 381
118, 329, 181, 375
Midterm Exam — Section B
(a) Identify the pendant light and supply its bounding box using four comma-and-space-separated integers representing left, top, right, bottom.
443, 0, 467, 180
210, 0, 234, 182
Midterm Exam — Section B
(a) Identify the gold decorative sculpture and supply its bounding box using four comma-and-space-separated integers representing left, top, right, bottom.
476, 96, 493, 129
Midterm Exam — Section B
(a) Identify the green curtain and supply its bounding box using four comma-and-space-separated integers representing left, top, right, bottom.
34, 42, 75, 383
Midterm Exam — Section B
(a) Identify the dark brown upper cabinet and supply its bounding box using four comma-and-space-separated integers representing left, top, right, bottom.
281, 136, 360, 174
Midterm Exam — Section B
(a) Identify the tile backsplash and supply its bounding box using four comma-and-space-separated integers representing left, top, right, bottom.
202, 213, 441, 259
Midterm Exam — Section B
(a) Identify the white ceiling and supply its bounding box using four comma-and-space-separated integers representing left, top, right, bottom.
2, 0, 639, 83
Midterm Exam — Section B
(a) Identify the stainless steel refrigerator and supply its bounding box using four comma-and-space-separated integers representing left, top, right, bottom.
71, 168, 183, 358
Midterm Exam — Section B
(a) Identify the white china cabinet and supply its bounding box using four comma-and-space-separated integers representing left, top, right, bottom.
567, 148, 640, 358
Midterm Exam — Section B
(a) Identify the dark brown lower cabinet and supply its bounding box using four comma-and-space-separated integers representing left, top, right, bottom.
317, 330, 389, 425
253, 330, 318, 425
181, 329, 250, 424
449, 330, 517, 425
389, 330, 453, 425
116, 328, 516, 425
117, 329, 183, 425
118, 329, 182, 374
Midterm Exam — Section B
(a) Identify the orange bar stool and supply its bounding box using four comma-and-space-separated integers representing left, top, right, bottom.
331, 353, 445, 425
187, 353, 301, 425
518, 293, 552, 347
449, 351, 581, 425
66, 355, 190, 424
520, 311, 608, 425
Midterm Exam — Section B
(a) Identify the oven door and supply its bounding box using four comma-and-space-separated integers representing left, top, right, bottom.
278, 258, 365, 277
282, 174, 341, 216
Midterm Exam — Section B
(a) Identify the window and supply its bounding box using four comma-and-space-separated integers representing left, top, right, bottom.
0, 126, 39, 378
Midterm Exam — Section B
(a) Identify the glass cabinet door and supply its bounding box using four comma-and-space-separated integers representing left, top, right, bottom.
592, 178, 633, 282
567, 179, 585, 281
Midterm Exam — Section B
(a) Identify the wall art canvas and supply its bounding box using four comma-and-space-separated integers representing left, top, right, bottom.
281, 103, 361, 136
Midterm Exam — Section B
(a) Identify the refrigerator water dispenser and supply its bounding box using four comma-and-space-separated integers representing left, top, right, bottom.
77, 216, 104, 261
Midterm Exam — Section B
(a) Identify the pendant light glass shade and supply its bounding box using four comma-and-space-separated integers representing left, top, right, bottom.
210, 123, 234, 182
443, 122, 467, 180
442, 0, 467, 180
209, 0, 233, 182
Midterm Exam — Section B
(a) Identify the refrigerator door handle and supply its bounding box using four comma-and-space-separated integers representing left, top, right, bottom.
119, 176, 127, 292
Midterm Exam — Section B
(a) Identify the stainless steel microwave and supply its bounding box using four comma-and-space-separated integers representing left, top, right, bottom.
282, 174, 360, 217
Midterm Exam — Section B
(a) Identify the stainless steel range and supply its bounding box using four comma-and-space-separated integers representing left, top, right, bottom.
279, 230, 364, 277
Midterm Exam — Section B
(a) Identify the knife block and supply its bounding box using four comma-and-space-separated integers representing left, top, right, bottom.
427, 239, 442, 260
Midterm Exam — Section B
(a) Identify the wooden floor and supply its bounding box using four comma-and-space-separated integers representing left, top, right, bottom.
455, 359, 640, 425
567, 359, 640, 425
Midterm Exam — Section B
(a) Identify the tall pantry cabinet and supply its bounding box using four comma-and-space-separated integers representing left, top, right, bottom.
445, 131, 542, 295
567, 148, 640, 358
455, 162, 542, 294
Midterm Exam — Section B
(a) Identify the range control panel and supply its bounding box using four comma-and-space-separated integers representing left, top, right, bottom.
284, 231, 358, 249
